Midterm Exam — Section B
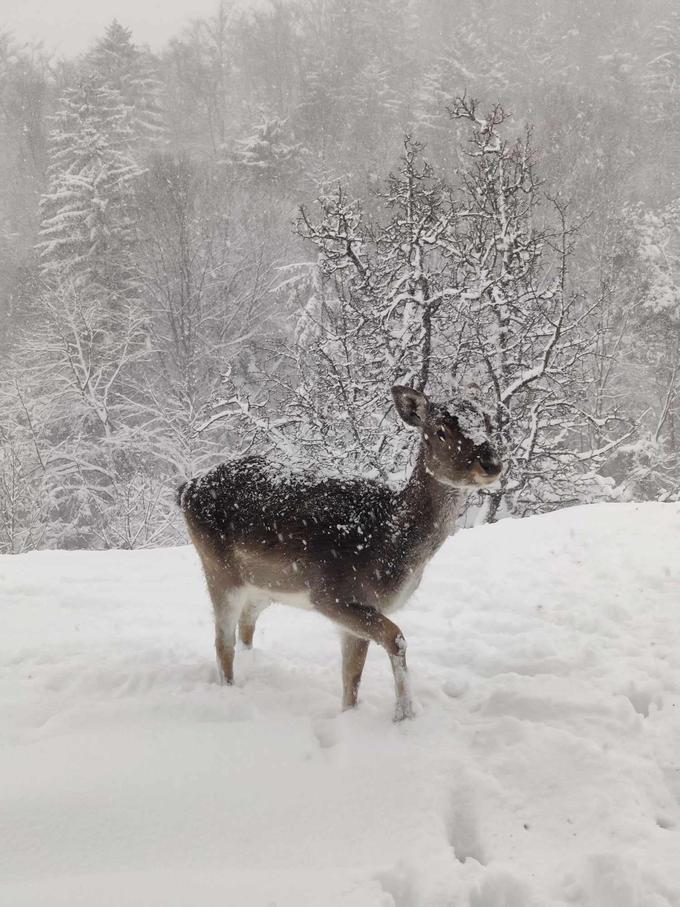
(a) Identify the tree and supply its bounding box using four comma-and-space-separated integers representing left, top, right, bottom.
14, 281, 164, 548
609, 199, 680, 501
0, 34, 48, 239
214, 103, 628, 519
37, 75, 142, 303
0, 381, 49, 553
136, 152, 290, 485
233, 115, 303, 186
85, 20, 165, 150
234, 117, 301, 183
207, 135, 468, 480
231, 0, 302, 116
444, 99, 630, 517
644, 12, 680, 128
163, 2, 240, 156
0, 34, 49, 358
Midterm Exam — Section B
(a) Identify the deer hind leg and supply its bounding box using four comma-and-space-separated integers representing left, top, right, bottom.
317, 599, 414, 722
206, 576, 245, 685
341, 634, 370, 710
238, 599, 269, 649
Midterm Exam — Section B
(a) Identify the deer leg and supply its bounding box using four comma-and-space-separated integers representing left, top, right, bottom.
207, 580, 244, 685
215, 604, 239, 684
341, 634, 370, 710
316, 600, 414, 721
239, 600, 268, 649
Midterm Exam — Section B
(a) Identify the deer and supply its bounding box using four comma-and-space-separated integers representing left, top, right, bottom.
177, 385, 501, 721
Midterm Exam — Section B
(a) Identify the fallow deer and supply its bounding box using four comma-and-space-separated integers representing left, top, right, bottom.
177, 385, 501, 721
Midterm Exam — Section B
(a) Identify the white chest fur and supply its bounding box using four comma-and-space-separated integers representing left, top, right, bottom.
381, 567, 425, 614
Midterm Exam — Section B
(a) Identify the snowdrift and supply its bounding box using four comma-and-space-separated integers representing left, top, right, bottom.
1, 503, 679, 906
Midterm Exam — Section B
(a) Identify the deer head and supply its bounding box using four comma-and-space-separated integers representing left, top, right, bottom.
392, 385, 501, 488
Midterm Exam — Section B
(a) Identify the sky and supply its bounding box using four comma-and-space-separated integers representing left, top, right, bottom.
1, 0, 261, 57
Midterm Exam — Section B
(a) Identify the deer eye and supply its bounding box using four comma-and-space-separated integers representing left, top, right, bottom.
436, 428, 447, 441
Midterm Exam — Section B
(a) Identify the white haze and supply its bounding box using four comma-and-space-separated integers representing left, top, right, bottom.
2, 0, 264, 55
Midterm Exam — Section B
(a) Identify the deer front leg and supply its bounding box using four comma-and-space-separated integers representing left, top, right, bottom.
389, 634, 414, 722
317, 600, 414, 721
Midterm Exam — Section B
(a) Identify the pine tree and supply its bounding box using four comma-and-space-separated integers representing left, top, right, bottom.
33, 74, 151, 546
37, 75, 142, 302
85, 20, 165, 148
234, 115, 302, 185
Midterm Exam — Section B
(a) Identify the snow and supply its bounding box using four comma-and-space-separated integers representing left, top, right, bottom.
1, 502, 680, 906
442, 395, 492, 447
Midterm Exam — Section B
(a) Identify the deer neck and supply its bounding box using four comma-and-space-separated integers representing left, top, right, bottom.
396, 445, 462, 552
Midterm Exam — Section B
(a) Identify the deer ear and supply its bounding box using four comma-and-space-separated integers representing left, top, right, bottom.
391, 385, 430, 428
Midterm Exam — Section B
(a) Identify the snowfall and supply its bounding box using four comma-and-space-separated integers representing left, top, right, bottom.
1, 503, 680, 907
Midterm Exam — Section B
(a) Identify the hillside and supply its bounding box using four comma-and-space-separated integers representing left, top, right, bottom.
1, 503, 679, 906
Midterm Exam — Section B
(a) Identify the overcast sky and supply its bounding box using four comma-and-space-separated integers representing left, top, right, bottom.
2, 0, 259, 57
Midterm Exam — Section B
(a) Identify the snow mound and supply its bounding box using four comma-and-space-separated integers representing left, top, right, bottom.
1, 502, 680, 906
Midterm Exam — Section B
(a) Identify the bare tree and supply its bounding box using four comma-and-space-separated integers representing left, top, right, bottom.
213, 103, 629, 519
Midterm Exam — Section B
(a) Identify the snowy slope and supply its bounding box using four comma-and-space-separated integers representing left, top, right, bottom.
1, 503, 680, 907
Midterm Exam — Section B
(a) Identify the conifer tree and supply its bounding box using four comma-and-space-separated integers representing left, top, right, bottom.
234, 115, 302, 185
37, 75, 142, 302
85, 20, 165, 148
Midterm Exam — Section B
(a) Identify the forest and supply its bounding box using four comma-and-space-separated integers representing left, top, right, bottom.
2, 0, 680, 551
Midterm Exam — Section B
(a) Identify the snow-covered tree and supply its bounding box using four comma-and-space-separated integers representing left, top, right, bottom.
610, 200, 680, 501
0, 382, 49, 553
233, 115, 303, 185
85, 20, 165, 149
17, 282, 159, 548
413, 18, 506, 149
213, 104, 628, 518
207, 136, 468, 480
0, 34, 48, 244
37, 75, 142, 302
136, 152, 290, 486
442, 99, 626, 518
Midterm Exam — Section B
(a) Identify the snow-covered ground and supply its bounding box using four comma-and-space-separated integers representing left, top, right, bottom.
1, 503, 680, 906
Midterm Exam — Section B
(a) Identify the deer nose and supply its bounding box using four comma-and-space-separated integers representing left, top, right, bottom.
476, 451, 501, 477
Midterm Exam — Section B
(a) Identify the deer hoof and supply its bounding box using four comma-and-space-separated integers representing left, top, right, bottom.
393, 699, 415, 722
216, 667, 233, 686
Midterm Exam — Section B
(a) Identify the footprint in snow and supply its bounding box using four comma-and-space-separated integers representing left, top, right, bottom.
444, 779, 486, 866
